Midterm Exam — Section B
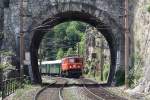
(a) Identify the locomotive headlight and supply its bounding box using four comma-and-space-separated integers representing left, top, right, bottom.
69, 66, 72, 68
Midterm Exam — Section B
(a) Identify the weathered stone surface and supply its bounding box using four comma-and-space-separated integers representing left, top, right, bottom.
128, 0, 150, 94
0, 0, 4, 47
1, 0, 126, 84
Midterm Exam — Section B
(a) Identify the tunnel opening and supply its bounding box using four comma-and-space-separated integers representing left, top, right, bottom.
30, 11, 117, 86
38, 21, 111, 84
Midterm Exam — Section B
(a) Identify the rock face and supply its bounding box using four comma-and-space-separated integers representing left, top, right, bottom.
129, 0, 150, 94
1, 0, 126, 83
0, 1, 4, 32
0, 0, 150, 89
0, 1, 4, 48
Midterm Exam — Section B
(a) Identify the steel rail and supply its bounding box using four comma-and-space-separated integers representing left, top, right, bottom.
58, 79, 68, 100
33, 80, 57, 100
80, 79, 104, 100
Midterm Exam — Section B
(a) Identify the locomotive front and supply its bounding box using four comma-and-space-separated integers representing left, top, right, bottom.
61, 56, 83, 78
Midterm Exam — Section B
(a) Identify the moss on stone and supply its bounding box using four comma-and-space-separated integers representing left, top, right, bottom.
115, 69, 125, 86
148, 6, 150, 12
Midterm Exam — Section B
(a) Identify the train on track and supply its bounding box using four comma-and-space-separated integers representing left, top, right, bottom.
39, 56, 84, 78
61, 56, 83, 78
39, 60, 61, 75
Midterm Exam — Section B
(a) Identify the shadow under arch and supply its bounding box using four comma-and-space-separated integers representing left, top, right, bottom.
30, 11, 117, 86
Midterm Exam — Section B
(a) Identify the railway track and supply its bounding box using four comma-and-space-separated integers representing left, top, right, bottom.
58, 78, 68, 100
34, 77, 68, 100
78, 78, 127, 100
34, 77, 127, 100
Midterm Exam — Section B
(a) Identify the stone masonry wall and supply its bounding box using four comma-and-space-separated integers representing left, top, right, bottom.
0, 0, 4, 48
1, 0, 125, 83
128, 0, 150, 94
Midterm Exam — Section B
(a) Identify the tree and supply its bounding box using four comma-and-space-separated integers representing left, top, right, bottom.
76, 33, 85, 56
66, 24, 81, 49
148, 6, 150, 12
39, 21, 87, 60
66, 48, 74, 56
69, 21, 86, 32
0, 50, 14, 70
56, 48, 64, 59
54, 22, 69, 39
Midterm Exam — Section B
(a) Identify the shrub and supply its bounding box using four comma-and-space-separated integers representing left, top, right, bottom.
115, 69, 125, 86
103, 64, 110, 81
128, 53, 143, 88
148, 6, 150, 12
0, 64, 7, 70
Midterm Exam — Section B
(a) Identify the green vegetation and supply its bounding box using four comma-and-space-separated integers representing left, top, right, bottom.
115, 69, 125, 86
12, 85, 41, 100
0, 32, 4, 39
39, 21, 86, 60
56, 48, 64, 59
0, 50, 14, 70
0, 63, 10, 70
0, 50, 14, 56
84, 60, 110, 83
128, 53, 143, 88
148, 5, 150, 12
66, 48, 74, 56
12, 77, 55, 100
39, 21, 110, 83
103, 63, 110, 81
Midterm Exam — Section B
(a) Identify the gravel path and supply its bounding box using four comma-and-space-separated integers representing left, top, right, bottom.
37, 88, 60, 100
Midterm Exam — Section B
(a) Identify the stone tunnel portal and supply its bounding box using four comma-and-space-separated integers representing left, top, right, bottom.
30, 11, 119, 85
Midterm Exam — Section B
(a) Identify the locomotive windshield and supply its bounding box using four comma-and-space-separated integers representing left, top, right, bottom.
68, 58, 83, 63
69, 58, 74, 63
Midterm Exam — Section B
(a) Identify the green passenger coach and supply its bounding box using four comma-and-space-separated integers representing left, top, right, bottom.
39, 60, 62, 76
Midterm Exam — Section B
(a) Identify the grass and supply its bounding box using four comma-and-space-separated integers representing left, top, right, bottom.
83, 74, 108, 84
12, 84, 41, 100
12, 77, 55, 100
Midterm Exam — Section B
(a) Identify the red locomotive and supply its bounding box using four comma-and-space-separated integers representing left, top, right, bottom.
61, 56, 83, 78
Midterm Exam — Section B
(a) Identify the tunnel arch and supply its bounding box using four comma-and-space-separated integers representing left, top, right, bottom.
29, 2, 124, 85
30, 12, 122, 85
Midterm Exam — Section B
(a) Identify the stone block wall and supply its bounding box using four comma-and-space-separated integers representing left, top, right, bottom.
1, 0, 126, 84
0, 1, 4, 32
0, 0, 4, 51
128, 0, 150, 93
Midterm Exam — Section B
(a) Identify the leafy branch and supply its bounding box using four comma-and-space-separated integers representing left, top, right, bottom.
0, 50, 14, 56
0, 63, 11, 70
0, 50, 15, 70
148, 5, 150, 12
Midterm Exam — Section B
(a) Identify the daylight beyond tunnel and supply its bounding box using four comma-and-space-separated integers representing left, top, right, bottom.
30, 11, 118, 85
38, 21, 111, 83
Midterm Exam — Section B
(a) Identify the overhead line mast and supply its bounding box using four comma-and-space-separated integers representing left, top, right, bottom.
124, 0, 129, 88
19, 0, 24, 77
